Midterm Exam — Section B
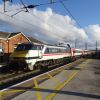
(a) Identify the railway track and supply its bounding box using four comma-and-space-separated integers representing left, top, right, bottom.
0, 61, 66, 89
0, 59, 85, 90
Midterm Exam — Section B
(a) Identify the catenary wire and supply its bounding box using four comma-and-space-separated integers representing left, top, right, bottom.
58, 0, 82, 28
3, 0, 69, 12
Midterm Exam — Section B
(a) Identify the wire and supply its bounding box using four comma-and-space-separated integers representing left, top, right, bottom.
11, 10, 25, 17
59, 0, 82, 28
20, 0, 29, 12
7, 0, 82, 29
4, 0, 69, 12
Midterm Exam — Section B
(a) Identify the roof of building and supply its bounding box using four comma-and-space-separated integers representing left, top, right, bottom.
0, 31, 43, 44
0, 31, 10, 39
28, 37, 44, 44
8, 32, 21, 38
0, 31, 21, 39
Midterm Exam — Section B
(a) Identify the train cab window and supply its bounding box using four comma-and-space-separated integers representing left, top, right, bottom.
16, 44, 31, 51
16, 44, 38, 51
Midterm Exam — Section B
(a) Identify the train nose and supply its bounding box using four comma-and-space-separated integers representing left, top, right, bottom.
10, 51, 28, 58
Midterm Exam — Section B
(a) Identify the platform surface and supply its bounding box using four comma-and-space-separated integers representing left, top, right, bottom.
8, 59, 100, 100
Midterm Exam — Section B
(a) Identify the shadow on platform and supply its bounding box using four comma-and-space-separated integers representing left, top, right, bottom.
66, 67, 81, 70
10, 87, 100, 99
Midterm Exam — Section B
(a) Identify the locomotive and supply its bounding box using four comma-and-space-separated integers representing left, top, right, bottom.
9, 42, 84, 71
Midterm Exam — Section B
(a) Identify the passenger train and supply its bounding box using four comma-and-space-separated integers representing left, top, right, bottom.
9, 42, 86, 71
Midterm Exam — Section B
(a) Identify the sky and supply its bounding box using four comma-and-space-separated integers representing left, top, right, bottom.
0, 0, 100, 49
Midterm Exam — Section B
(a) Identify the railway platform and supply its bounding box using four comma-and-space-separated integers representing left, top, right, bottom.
0, 59, 100, 100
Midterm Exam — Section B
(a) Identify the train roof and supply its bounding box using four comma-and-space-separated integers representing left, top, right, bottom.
18, 42, 43, 45
44, 44, 67, 49
17, 42, 69, 49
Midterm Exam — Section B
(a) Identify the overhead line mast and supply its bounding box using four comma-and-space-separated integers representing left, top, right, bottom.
2, 0, 12, 12
3, 0, 6, 12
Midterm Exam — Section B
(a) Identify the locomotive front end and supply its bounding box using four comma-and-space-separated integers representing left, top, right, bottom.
9, 43, 42, 71
10, 50, 29, 70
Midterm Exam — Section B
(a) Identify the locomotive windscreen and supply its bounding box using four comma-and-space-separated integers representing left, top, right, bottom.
16, 44, 38, 51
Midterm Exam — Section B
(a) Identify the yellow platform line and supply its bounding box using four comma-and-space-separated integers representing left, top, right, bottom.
33, 79, 42, 100
45, 61, 87, 100
45, 70, 79, 100
0, 91, 2, 100
47, 74, 59, 83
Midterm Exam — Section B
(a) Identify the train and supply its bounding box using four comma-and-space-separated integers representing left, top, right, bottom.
9, 42, 88, 71
0, 45, 4, 56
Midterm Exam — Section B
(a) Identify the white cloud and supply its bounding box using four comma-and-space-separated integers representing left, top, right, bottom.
85, 24, 100, 49
1, 3, 99, 49
85, 24, 100, 42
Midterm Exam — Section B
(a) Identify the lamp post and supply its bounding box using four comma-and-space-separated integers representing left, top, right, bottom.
85, 42, 87, 50
75, 39, 77, 48
96, 41, 98, 51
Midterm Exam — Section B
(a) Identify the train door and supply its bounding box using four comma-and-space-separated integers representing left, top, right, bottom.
70, 48, 75, 61
37, 45, 43, 59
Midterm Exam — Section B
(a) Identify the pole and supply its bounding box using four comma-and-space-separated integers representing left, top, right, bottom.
85, 42, 87, 50
3, 0, 10, 12
75, 39, 77, 48
4, 0, 6, 12
96, 41, 97, 51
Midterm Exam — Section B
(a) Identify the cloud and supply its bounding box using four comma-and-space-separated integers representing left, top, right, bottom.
0, 2, 98, 49
85, 24, 100, 42
84, 24, 100, 49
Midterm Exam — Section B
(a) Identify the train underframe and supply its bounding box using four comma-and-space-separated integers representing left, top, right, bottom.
8, 57, 71, 71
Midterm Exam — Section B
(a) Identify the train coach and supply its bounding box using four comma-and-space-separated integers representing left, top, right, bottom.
9, 42, 84, 71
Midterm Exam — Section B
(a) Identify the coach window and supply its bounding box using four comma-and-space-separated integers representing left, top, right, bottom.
49, 48, 51, 53
63, 49, 66, 53
66, 47, 70, 53
60, 49, 64, 53
58, 49, 60, 53
57, 48, 59, 53
52, 48, 54, 53
52, 48, 56, 53
45, 48, 49, 54
54, 48, 58, 53
37, 46, 42, 50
